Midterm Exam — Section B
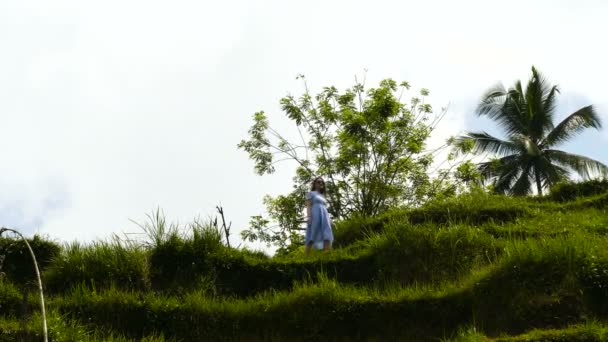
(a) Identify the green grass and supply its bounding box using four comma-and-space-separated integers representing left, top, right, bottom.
495, 321, 608, 341
2, 234, 605, 341
43, 237, 150, 294
0, 310, 174, 342
2, 181, 608, 340
439, 321, 608, 341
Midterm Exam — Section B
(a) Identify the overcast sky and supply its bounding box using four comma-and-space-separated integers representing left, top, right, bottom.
1, 0, 607, 249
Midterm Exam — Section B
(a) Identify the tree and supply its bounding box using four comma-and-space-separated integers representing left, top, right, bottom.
238, 75, 445, 250
454, 66, 608, 196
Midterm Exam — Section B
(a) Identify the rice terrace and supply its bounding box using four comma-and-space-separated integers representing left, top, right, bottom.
3, 182, 608, 341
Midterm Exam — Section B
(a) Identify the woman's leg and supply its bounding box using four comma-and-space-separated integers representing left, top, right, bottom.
323, 240, 332, 251
305, 241, 313, 255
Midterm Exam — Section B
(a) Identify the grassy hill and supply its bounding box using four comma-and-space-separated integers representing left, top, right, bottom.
2, 180, 608, 341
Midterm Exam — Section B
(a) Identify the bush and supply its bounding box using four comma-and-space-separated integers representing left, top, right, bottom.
332, 208, 408, 247
334, 193, 528, 247
408, 193, 529, 225
566, 191, 608, 210
550, 179, 608, 202
148, 221, 225, 293
44, 238, 150, 293
0, 235, 61, 288
370, 222, 502, 284
334, 193, 530, 247
0, 280, 22, 316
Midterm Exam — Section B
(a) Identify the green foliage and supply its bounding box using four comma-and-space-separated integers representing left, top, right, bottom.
483, 207, 608, 238
494, 322, 608, 341
130, 208, 180, 250
454, 66, 608, 196
44, 237, 150, 293
370, 222, 502, 284
239, 75, 445, 249
18, 235, 608, 341
334, 191, 530, 246
454, 160, 483, 185
441, 322, 608, 341
408, 191, 530, 225
441, 326, 487, 342
332, 207, 408, 247
0, 280, 21, 316
0, 235, 60, 288
550, 179, 608, 202
148, 219, 225, 293
0, 309, 174, 342
2, 191, 608, 340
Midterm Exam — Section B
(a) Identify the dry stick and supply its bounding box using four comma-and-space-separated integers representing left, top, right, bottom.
216, 206, 232, 248
0, 227, 48, 342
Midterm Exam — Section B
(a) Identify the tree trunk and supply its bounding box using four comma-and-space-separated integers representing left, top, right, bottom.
535, 169, 543, 196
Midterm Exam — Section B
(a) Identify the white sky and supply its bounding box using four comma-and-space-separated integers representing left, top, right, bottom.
1, 0, 607, 249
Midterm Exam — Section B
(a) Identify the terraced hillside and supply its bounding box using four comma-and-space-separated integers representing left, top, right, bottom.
2, 181, 608, 341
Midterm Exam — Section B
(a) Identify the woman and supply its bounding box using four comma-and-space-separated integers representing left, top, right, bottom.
305, 177, 334, 255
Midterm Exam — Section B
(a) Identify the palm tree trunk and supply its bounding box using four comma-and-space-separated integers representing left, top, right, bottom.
535, 170, 543, 196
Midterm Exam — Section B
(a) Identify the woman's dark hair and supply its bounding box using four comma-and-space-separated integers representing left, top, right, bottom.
311, 177, 326, 194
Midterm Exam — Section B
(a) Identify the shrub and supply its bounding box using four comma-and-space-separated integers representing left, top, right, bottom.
408, 193, 529, 225
550, 179, 608, 202
0, 280, 21, 316
0, 235, 61, 288
334, 193, 529, 248
333, 208, 408, 247
566, 191, 608, 210
148, 220, 224, 293
370, 222, 502, 284
44, 238, 150, 293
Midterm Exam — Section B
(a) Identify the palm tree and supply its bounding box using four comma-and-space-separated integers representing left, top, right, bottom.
456, 66, 608, 196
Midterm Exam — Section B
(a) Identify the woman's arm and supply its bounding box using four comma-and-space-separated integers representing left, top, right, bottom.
306, 200, 312, 224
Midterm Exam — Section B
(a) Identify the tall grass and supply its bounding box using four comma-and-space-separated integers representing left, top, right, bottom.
2, 186, 608, 340
44, 235, 150, 293
0, 280, 22, 316
33, 233, 608, 340
0, 309, 174, 342
129, 208, 181, 250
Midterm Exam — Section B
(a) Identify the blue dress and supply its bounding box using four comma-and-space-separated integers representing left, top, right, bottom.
305, 191, 334, 249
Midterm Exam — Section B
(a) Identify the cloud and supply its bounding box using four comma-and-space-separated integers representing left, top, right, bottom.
1, 0, 608, 249
0, 176, 69, 235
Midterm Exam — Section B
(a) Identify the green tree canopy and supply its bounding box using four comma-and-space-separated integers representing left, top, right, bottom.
455, 66, 608, 196
238, 75, 446, 250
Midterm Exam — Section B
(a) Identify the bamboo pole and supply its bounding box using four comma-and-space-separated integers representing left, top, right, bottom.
0, 227, 48, 342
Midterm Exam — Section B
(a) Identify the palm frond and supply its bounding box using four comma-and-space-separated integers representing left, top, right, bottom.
542, 85, 560, 133
477, 154, 519, 177
455, 131, 520, 156
541, 162, 570, 188
525, 67, 555, 141
478, 154, 522, 194
476, 84, 527, 136
534, 156, 568, 189
493, 167, 520, 194
541, 105, 602, 148
476, 83, 507, 117
510, 164, 533, 196
545, 149, 608, 179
